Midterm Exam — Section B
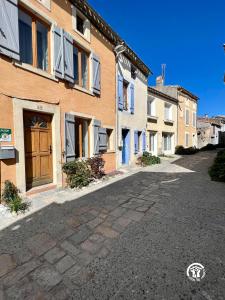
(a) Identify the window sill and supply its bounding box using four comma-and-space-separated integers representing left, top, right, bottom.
74, 28, 91, 43
13, 61, 58, 82
147, 115, 158, 121
73, 85, 94, 96
164, 119, 174, 125
105, 150, 115, 154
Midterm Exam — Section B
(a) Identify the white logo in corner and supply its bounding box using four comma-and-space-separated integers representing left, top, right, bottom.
186, 263, 206, 282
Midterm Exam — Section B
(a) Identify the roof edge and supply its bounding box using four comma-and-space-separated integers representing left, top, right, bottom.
72, 0, 151, 77
148, 87, 178, 104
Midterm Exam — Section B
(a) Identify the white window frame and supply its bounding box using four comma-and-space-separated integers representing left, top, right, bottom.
72, 6, 91, 42
185, 109, 190, 126
192, 112, 196, 127
163, 133, 172, 152
148, 97, 156, 117
164, 102, 172, 121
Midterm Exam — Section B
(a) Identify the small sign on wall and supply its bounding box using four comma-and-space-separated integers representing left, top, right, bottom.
0, 128, 12, 142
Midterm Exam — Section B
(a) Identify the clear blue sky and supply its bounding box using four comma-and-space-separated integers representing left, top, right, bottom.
88, 0, 225, 116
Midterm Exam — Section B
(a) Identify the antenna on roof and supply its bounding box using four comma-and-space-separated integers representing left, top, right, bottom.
162, 64, 166, 83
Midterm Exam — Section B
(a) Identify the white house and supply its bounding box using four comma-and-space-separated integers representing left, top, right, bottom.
116, 53, 150, 167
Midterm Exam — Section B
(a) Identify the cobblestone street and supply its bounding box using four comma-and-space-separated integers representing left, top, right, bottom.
0, 151, 224, 299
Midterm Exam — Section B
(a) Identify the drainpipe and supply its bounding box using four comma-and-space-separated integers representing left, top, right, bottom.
114, 43, 126, 169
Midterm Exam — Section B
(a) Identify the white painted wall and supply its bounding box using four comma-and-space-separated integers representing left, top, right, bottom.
117, 55, 148, 167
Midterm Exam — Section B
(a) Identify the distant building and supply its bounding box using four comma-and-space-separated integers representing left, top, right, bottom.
197, 116, 224, 148
153, 85, 198, 148
147, 87, 178, 156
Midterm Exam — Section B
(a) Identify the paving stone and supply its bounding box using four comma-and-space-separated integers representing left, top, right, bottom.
88, 233, 105, 244
5, 277, 51, 300
55, 255, 75, 274
44, 247, 66, 264
80, 240, 102, 254
0, 254, 16, 278
123, 210, 145, 222
110, 207, 127, 218
52, 227, 74, 241
50, 282, 71, 300
89, 209, 100, 217
87, 217, 103, 229
95, 225, 119, 239
67, 267, 95, 287
76, 251, 93, 267
121, 198, 146, 209
64, 264, 82, 281
66, 217, 81, 229
136, 203, 155, 212
26, 233, 56, 256
3, 259, 41, 288
69, 225, 92, 245
60, 241, 80, 257
79, 212, 96, 223
13, 248, 33, 266
72, 206, 90, 215
116, 217, 132, 228
30, 265, 62, 291
98, 213, 108, 219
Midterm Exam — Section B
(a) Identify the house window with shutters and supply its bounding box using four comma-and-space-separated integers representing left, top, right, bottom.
163, 133, 172, 151
73, 45, 89, 89
192, 112, 196, 127
147, 98, 156, 116
75, 118, 90, 158
18, 7, 50, 72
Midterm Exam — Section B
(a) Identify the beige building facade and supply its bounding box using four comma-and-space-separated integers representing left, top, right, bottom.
147, 88, 178, 156
154, 85, 198, 148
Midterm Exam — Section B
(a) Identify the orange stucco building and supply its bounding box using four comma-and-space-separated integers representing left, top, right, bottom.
0, 0, 118, 193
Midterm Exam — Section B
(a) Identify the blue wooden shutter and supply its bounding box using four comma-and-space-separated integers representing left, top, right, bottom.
93, 119, 101, 155
134, 131, 138, 154
142, 131, 146, 152
53, 26, 64, 79
99, 127, 107, 152
65, 113, 75, 162
64, 31, 74, 84
118, 74, 123, 111
0, 0, 20, 60
130, 83, 134, 114
92, 53, 101, 95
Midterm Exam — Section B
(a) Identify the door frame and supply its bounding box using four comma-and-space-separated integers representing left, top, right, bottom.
121, 128, 130, 165
13, 98, 62, 193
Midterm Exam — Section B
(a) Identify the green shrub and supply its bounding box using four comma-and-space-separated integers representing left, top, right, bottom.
62, 160, 91, 188
200, 143, 217, 151
175, 145, 199, 155
87, 156, 105, 179
208, 150, 225, 182
137, 151, 161, 166
1, 180, 30, 214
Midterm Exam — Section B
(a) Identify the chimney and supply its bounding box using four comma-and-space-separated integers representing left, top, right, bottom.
156, 76, 164, 86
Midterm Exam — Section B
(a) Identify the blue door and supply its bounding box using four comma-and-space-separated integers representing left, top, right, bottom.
122, 129, 130, 164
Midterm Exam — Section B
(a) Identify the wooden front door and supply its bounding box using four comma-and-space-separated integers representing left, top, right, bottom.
24, 111, 53, 189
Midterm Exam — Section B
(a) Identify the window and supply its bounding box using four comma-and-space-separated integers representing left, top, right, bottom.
75, 118, 89, 158
163, 133, 172, 151
192, 112, 196, 127
212, 125, 216, 135
123, 80, 129, 110
164, 103, 172, 120
147, 98, 155, 116
72, 7, 91, 41
185, 109, 190, 125
76, 15, 84, 34
73, 45, 89, 89
185, 133, 189, 147
19, 8, 49, 71
106, 129, 113, 151
149, 132, 156, 152
131, 65, 137, 79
